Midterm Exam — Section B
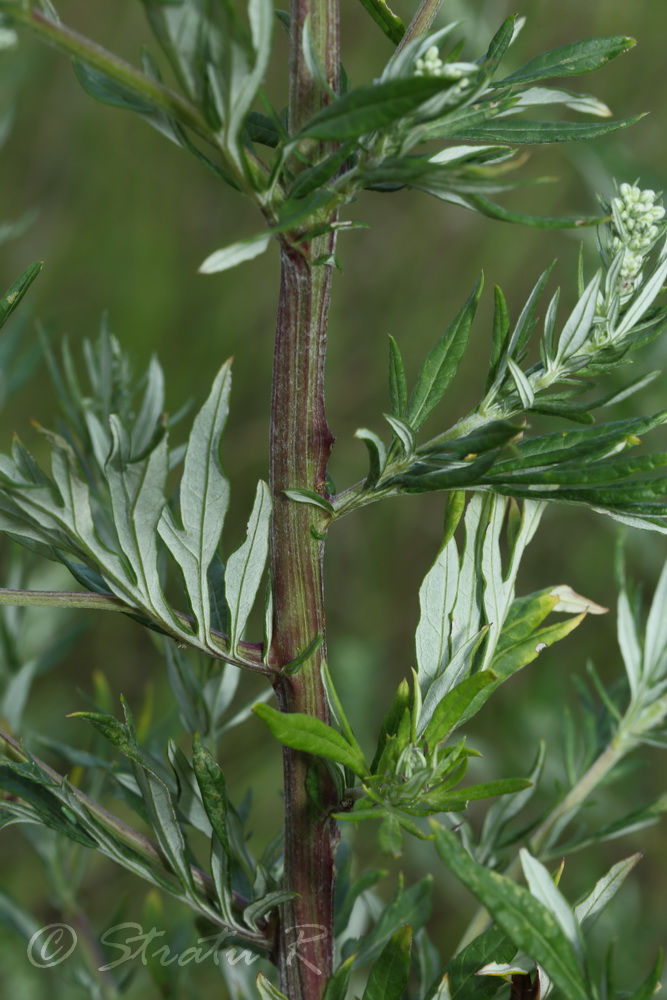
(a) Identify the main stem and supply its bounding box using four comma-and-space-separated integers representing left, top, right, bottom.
269, 4, 340, 999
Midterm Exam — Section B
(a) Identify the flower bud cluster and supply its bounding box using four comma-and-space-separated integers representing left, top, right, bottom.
414, 47, 476, 98
610, 183, 665, 298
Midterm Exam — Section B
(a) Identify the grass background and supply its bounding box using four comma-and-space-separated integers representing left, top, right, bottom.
1, 0, 666, 996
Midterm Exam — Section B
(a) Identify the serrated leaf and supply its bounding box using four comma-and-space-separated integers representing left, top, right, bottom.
406, 277, 483, 430
433, 827, 590, 1000
253, 703, 369, 777
225, 480, 272, 651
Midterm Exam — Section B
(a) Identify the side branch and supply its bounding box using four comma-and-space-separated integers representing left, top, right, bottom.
0, 4, 214, 143
0, 588, 269, 674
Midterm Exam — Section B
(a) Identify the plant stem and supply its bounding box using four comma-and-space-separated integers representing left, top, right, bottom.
396, 0, 444, 54
269, 4, 340, 998
270, 242, 339, 999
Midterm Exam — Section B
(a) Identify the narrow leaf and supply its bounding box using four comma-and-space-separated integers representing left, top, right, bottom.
225, 480, 272, 651
433, 827, 590, 1000
198, 234, 272, 274
253, 703, 369, 777
406, 277, 483, 430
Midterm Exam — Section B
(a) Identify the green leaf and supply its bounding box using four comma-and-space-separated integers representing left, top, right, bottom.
253, 703, 369, 777
362, 926, 412, 1000
448, 115, 642, 144
418, 187, 607, 229
433, 827, 591, 1000
384, 414, 416, 456
506, 358, 534, 408
443, 926, 516, 1000
554, 272, 601, 364
573, 853, 642, 933
371, 680, 412, 774
256, 972, 289, 1000
289, 141, 355, 201
519, 849, 582, 954
245, 110, 281, 147
355, 0, 404, 45
497, 35, 636, 86
324, 956, 356, 1000
192, 734, 232, 860
378, 813, 403, 857
626, 952, 663, 1000
415, 531, 459, 688
421, 422, 524, 461
198, 234, 272, 274
283, 488, 335, 513
225, 480, 272, 651
72, 59, 157, 113
335, 870, 388, 937
406, 277, 483, 430
349, 876, 432, 967
297, 77, 459, 141
282, 633, 324, 675
480, 16, 517, 80
0, 764, 96, 848
355, 429, 388, 489
441, 777, 531, 806
490, 613, 585, 680
0, 262, 42, 330
485, 286, 510, 392
421, 672, 496, 746
159, 361, 232, 645
388, 335, 408, 419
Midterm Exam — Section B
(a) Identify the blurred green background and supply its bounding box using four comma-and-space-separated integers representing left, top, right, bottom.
1, 0, 667, 996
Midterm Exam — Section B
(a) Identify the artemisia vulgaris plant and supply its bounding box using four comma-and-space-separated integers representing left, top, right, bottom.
0, 1, 666, 999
